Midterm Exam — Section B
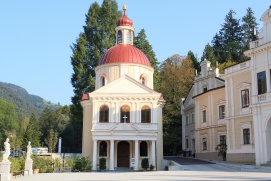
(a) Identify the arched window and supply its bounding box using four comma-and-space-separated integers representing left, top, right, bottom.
99, 141, 107, 156
99, 105, 109, 123
140, 74, 147, 86
101, 76, 105, 87
140, 141, 148, 156
126, 31, 132, 44
117, 30, 122, 44
120, 105, 130, 123
141, 105, 151, 123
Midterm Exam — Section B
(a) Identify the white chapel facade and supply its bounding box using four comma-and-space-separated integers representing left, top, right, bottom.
80, 5, 165, 170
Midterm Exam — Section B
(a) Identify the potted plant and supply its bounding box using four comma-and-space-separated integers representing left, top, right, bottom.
32, 156, 41, 174
99, 158, 106, 171
141, 158, 149, 171
149, 164, 155, 171
216, 143, 227, 161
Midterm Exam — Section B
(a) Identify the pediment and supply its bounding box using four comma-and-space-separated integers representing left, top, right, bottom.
200, 105, 207, 110
236, 82, 251, 89
216, 99, 226, 105
90, 75, 157, 95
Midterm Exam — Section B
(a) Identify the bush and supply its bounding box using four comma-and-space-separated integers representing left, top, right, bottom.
32, 155, 54, 173
141, 158, 149, 170
149, 164, 155, 171
74, 156, 92, 171
10, 157, 25, 173
99, 158, 106, 170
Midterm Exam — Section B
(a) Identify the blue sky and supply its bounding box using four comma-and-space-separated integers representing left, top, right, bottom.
0, 1, 270, 105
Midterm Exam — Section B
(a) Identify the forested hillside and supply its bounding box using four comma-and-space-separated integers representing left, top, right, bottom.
0, 82, 61, 117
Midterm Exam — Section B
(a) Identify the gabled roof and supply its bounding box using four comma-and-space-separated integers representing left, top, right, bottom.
89, 75, 159, 96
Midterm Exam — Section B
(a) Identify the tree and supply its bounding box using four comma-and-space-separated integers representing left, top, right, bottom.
212, 32, 223, 63
45, 129, 58, 153
70, 0, 121, 152
159, 55, 195, 154
187, 51, 200, 72
0, 99, 18, 147
16, 115, 30, 148
24, 113, 41, 147
220, 10, 243, 63
201, 44, 217, 67
134, 29, 160, 91
242, 7, 258, 52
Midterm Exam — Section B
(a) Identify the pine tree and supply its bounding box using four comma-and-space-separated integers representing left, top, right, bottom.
134, 29, 160, 91
212, 32, 223, 63
242, 7, 258, 52
70, 0, 121, 152
187, 51, 200, 72
201, 43, 217, 66
220, 10, 243, 63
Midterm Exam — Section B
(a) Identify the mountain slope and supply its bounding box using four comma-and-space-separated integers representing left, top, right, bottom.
0, 82, 61, 117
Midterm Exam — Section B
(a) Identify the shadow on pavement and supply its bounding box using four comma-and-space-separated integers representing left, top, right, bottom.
164, 156, 215, 165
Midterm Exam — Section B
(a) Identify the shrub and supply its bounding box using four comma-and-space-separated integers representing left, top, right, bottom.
99, 158, 106, 170
74, 156, 92, 171
141, 158, 149, 170
10, 157, 25, 173
32, 155, 54, 173
149, 164, 155, 171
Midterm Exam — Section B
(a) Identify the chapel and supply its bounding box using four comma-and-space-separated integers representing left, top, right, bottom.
81, 5, 165, 170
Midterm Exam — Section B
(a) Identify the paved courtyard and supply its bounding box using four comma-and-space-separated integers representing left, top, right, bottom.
12, 171, 271, 181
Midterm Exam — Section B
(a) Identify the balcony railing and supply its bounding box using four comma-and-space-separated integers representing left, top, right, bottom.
92, 122, 158, 131
252, 92, 271, 104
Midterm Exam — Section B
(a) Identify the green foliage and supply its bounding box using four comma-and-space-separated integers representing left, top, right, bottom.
70, 0, 121, 152
0, 82, 60, 117
141, 158, 149, 170
149, 164, 155, 171
187, 51, 200, 72
32, 155, 54, 173
201, 44, 217, 67
211, 8, 258, 64
160, 55, 195, 154
24, 113, 41, 147
44, 129, 58, 153
242, 7, 258, 53
0, 99, 18, 145
10, 157, 25, 173
74, 156, 92, 171
134, 29, 160, 91
65, 157, 76, 169
99, 157, 106, 170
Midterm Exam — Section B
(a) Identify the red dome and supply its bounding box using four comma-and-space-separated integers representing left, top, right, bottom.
98, 44, 151, 67
117, 12, 133, 27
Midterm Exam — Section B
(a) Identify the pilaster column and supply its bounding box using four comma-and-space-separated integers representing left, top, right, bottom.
110, 140, 114, 170
134, 140, 139, 170
151, 140, 156, 167
266, 68, 270, 92
93, 140, 97, 170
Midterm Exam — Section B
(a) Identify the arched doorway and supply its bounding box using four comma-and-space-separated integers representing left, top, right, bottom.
117, 141, 130, 167
266, 118, 271, 163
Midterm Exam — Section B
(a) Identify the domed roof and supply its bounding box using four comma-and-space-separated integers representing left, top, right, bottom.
98, 44, 151, 67
116, 5, 133, 27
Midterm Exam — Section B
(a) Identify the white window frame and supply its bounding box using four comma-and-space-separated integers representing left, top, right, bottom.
240, 123, 252, 145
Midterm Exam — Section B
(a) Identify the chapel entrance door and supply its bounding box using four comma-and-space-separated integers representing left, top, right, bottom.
117, 141, 130, 167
